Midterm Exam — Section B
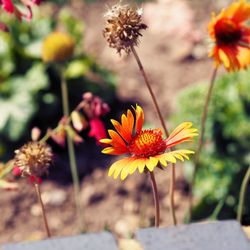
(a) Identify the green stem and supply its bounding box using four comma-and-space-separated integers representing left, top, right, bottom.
210, 195, 226, 220
60, 66, 84, 231
188, 67, 218, 222
131, 46, 177, 225
237, 166, 250, 223
40, 132, 51, 144
149, 171, 160, 227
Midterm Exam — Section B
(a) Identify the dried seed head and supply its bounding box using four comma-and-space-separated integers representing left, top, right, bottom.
14, 142, 53, 177
103, 3, 147, 54
42, 32, 75, 63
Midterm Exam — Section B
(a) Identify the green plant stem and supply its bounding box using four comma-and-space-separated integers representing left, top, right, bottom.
210, 195, 226, 220
131, 46, 177, 225
60, 67, 84, 231
149, 171, 160, 227
40, 132, 51, 143
237, 166, 250, 223
34, 183, 51, 238
188, 67, 218, 221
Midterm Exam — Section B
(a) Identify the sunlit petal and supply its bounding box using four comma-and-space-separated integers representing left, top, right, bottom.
165, 122, 198, 148
134, 105, 144, 133
146, 157, 159, 171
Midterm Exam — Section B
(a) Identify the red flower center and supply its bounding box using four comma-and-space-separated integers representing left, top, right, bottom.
128, 129, 166, 157
215, 18, 242, 45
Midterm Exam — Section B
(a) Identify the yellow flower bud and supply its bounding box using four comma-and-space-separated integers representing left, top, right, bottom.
42, 32, 75, 63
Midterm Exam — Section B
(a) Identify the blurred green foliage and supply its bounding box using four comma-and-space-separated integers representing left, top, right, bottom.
0, 7, 116, 161
172, 69, 250, 224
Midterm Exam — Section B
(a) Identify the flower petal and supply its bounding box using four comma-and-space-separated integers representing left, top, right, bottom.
120, 158, 135, 180
136, 158, 147, 173
108, 158, 128, 179
154, 149, 195, 168
226, 0, 250, 24
111, 109, 134, 143
146, 157, 159, 171
165, 122, 198, 148
134, 105, 144, 133
101, 147, 127, 155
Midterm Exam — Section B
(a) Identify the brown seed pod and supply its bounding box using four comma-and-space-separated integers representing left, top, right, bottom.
14, 141, 53, 177
103, 3, 147, 54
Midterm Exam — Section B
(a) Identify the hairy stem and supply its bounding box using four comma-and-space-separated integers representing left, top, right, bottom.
34, 184, 51, 238
188, 67, 218, 221
130, 46, 169, 136
149, 171, 160, 227
131, 46, 177, 225
237, 166, 250, 223
60, 67, 84, 231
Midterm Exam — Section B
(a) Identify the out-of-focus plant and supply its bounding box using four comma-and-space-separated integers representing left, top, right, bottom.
172, 68, 250, 224
0, 6, 116, 163
0, 160, 17, 190
189, 0, 250, 220
0, 0, 43, 31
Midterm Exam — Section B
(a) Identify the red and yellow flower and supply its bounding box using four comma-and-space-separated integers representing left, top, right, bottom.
208, 0, 250, 71
100, 105, 198, 180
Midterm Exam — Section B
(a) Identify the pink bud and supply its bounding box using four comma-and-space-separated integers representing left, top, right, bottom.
31, 127, 41, 141
12, 166, 22, 177
32, 0, 42, 5
82, 92, 93, 101
1, 0, 15, 13
88, 118, 107, 145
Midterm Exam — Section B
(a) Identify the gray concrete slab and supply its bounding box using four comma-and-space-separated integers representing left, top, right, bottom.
136, 220, 250, 250
2, 232, 118, 250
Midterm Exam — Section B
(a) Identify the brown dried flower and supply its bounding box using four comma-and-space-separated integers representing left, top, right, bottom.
14, 142, 53, 177
103, 3, 147, 54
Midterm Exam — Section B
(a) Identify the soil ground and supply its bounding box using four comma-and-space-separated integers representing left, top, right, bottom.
0, 0, 230, 246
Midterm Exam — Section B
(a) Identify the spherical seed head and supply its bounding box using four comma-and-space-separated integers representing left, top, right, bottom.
42, 32, 75, 63
14, 142, 53, 177
103, 3, 147, 54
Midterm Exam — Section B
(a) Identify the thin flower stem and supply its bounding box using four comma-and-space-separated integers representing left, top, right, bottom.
149, 171, 160, 227
130, 46, 177, 225
188, 67, 218, 221
60, 67, 84, 231
169, 163, 177, 225
130, 46, 169, 136
237, 166, 250, 223
39, 132, 51, 143
34, 183, 51, 238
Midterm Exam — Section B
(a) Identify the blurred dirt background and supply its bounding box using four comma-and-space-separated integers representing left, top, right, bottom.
0, 0, 234, 246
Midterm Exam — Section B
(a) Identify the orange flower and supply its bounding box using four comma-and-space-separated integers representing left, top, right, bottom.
100, 105, 198, 180
208, 0, 250, 71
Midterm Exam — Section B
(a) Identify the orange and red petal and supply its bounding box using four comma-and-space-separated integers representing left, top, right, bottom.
134, 105, 144, 133
120, 109, 134, 140
110, 110, 134, 143
165, 122, 198, 148
108, 130, 127, 149
225, 0, 250, 24
211, 43, 250, 71
101, 146, 128, 155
